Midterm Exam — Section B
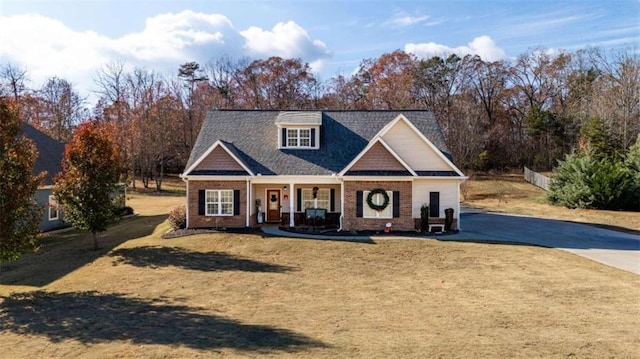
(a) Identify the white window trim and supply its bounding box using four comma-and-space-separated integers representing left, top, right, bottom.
48, 195, 59, 221
280, 126, 319, 149
301, 188, 330, 210
286, 128, 311, 148
205, 189, 234, 216
363, 190, 393, 219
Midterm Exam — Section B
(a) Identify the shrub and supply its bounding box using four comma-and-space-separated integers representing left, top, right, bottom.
547, 153, 594, 208
420, 204, 429, 232
168, 205, 187, 230
547, 153, 638, 210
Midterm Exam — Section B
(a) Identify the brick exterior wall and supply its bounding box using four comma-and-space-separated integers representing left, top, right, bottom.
350, 142, 406, 171
343, 180, 414, 231
188, 180, 246, 228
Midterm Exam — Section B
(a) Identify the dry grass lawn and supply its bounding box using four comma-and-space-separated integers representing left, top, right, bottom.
1, 175, 639, 358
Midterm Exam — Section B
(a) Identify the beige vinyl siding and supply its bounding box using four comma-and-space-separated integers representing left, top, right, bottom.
412, 179, 459, 218
382, 119, 451, 171
193, 146, 245, 172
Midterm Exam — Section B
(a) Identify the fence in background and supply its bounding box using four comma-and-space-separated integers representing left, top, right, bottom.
524, 167, 549, 191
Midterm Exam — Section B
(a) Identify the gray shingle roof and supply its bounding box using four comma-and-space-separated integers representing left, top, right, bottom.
185, 110, 452, 176
22, 124, 65, 185
274, 111, 322, 125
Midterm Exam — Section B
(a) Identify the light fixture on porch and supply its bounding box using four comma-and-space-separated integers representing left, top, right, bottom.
283, 185, 288, 191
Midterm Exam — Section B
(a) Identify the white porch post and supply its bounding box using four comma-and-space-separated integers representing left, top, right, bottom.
339, 178, 345, 231
457, 181, 462, 230
185, 178, 190, 229
289, 182, 295, 227
246, 179, 251, 227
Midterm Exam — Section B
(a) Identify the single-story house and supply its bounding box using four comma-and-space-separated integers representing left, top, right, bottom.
181, 110, 466, 232
22, 124, 68, 232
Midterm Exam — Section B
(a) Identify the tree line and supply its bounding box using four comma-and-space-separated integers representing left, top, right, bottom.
1, 47, 638, 190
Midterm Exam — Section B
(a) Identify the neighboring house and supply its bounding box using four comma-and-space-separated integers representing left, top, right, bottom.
181, 110, 466, 232
22, 124, 68, 232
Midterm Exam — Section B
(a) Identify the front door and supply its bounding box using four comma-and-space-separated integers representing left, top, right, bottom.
266, 189, 281, 222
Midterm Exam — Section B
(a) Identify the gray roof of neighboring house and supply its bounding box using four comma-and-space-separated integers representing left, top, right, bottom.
22, 124, 65, 185
185, 110, 453, 176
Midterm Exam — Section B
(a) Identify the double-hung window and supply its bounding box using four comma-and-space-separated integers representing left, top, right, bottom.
363, 190, 393, 219
301, 188, 329, 210
205, 190, 234, 216
287, 128, 311, 147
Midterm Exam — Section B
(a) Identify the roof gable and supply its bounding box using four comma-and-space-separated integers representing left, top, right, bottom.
379, 115, 464, 176
184, 140, 254, 176
339, 138, 416, 176
184, 110, 459, 177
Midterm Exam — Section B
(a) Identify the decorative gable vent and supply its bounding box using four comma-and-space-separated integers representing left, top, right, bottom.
276, 111, 321, 149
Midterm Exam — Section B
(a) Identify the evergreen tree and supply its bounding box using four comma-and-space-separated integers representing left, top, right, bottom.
548, 151, 637, 210
625, 135, 640, 209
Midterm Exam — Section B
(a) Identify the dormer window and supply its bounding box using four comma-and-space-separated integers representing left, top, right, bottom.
287, 128, 311, 147
276, 111, 322, 149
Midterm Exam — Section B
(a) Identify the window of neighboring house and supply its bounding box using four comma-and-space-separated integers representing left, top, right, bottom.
205, 190, 234, 216
301, 188, 329, 210
363, 190, 393, 219
48, 195, 59, 221
286, 128, 311, 147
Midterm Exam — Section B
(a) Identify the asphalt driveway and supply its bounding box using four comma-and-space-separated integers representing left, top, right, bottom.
444, 212, 640, 274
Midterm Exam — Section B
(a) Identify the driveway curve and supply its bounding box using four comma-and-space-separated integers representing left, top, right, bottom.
444, 212, 640, 274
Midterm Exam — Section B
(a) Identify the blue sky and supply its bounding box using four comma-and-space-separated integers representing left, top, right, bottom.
0, 0, 638, 101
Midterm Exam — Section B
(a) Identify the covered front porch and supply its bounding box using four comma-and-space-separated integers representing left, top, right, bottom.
249, 177, 343, 229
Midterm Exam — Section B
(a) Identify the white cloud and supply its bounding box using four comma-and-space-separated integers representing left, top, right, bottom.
392, 15, 429, 27
0, 11, 332, 101
405, 36, 506, 62
0, 14, 108, 90
112, 10, 242, 62
240, 21, 331, 69
385, 11, 430, 28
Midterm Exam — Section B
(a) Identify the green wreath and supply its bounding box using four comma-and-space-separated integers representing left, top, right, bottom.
367, 188, 389, 211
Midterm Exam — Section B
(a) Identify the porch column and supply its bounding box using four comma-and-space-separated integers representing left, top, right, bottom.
246, 179, 251, 227
457, 181, 462, 230
289, 182, 295, 227
340, 178, 345, 231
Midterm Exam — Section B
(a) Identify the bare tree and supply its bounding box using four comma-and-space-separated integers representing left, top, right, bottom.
94, 61, 134, 185
37, 77, 88, 141
0, 63, 28, 102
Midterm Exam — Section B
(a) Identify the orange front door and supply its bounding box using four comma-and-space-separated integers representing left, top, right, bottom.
266, 189, 281, 222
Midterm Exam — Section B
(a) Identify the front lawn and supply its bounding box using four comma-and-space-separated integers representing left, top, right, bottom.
1, 190, 638, 358
0, 180, 640, 358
